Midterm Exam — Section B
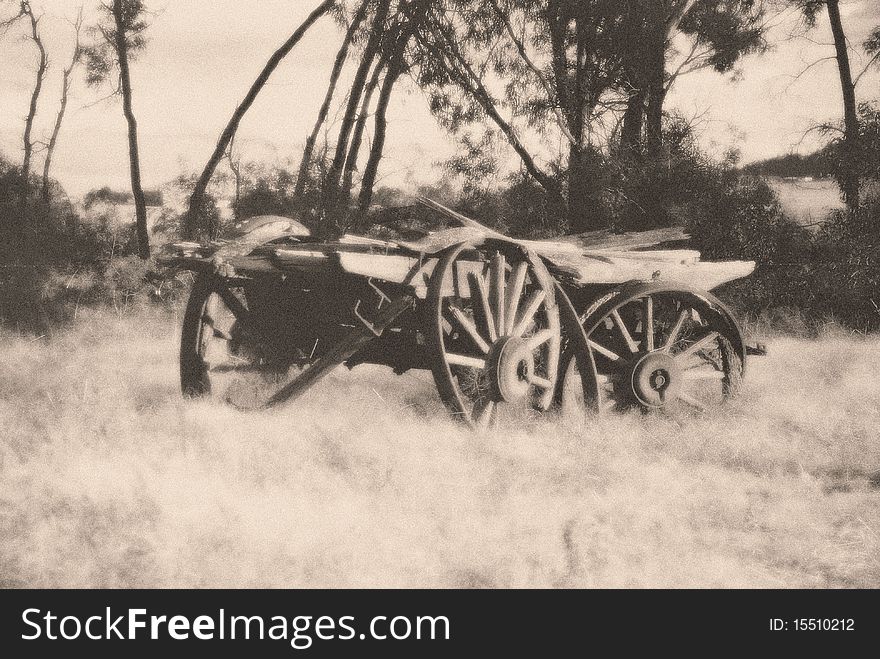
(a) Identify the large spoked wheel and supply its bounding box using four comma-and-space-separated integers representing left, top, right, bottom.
562, 282, 745, 415
180, 274, 290, 403
426, 241, 562, 428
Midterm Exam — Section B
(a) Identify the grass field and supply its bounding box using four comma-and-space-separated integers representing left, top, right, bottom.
1, 307, 879, 588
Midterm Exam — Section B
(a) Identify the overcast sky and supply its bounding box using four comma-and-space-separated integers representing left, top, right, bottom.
1, 0, 878, 197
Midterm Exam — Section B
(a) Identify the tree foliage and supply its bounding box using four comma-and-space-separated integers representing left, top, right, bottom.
82, 0, 150, 89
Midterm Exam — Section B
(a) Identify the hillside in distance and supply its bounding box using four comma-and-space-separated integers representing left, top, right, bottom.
741, 147, 834, 179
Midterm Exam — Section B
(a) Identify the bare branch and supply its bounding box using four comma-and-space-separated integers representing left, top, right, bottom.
485, 0, 576, 146
423, 13, 560, 197
186, 0, 337, 239
42, 6, 84, 203
853, 51, 880, 88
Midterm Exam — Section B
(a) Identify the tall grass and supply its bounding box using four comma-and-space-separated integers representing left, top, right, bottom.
1, 310, 878, 588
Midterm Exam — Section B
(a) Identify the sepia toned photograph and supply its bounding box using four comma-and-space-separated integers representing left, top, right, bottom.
1, 0, 879, 593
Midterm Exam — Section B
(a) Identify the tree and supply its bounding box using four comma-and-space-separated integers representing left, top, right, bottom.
409, 1, 768, 232
295, 0, 371, 198
787, 0, 877, 211
20, 1, 47, 207
185, 0, 336, 240
357, 1, 432, 215
84, 0, 152, 259
42, 8, 84, 204
619, 1, 766, 157
320, 0, 393, 232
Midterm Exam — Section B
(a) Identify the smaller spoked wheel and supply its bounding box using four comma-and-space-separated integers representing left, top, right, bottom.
566, 282, 745, 415
180, 274, 291, 405
426, 241, 561, 428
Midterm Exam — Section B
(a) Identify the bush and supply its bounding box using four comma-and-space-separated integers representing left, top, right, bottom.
810, 191, 880, 330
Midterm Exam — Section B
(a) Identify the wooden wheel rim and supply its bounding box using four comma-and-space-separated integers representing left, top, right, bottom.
180, 274, 285, 401
426, 241, 562, 428
576, 282, 745, 414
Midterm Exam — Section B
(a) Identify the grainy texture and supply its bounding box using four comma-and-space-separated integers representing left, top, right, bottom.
0, 309, 878, 588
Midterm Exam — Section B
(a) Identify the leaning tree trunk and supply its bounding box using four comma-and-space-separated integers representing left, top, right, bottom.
21, 8, 47, 208
295, 0, 370, 199
321, 0, 393, 233
114, 0, 150, 259
826, 0, 860, 211
42, 12, 81, 205
356, 67, 402, 215
356, 2, 431, 216
342, 56, 386, 197
42, 67, 73, 204
185, 0, 335, 239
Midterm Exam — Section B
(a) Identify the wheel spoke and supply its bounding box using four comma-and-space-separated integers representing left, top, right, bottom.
643, 296, 655, 352
448, 304, 491, 354
491, 253, 506, 335
504, 262, 528, 335
445, 353, 487, 370
512, 290, 545, 337
677, 391, 706, 412
527, 374, 553, 390
212, 327, 233, 341
610, 309, 639, 354
663, 309, 690, 352
473, 399, 496, 428
209, 363, 271, 374
682, 368, 724, 381
526, 328, 554, 351
469, 272, 497, 342
676, 331, 720, 361
588, 339, 622, 362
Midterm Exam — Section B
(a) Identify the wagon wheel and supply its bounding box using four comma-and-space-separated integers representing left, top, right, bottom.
426, 241, 562, 428
180, 274, 291, 403
561, 282, 745, 415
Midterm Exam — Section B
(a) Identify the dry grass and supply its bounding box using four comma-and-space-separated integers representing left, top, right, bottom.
1, 308, 879, 589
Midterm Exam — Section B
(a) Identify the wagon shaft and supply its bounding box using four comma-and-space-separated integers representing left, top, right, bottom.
259, 292, 414, 410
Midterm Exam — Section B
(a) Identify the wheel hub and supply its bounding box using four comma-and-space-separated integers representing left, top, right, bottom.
629, 351, 681, 408
488, 336, 534, 403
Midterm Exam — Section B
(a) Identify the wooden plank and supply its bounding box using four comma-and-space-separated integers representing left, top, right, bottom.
548, 258, 756, 291
336, 252, 486, 298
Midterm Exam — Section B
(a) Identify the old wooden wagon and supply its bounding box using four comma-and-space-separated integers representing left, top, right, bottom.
158, 198, 759, 427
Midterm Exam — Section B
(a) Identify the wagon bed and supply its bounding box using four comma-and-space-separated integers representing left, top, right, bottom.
160, 197, 754, 296
160, 199, 758, 427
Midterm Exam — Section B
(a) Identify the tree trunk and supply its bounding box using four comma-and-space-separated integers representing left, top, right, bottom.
21, 8, 47, 208
356, 1, 432, 217
356, 67, 401, 216
42, 10, 81, 206
621, 88, 646, 153
826, 0, 860, 211
186, 0, 335, 239
42, 68, 72, 204
342, 56, 385, 197
566, 145, 606, 233
321, 0, 393, 231
226, 136, 242, 220
114, 0, 150, 259
645, 17, 666, 158
295, 0, 370, 199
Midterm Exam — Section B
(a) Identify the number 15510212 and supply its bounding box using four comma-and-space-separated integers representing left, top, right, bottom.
770, 619, 854, 631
